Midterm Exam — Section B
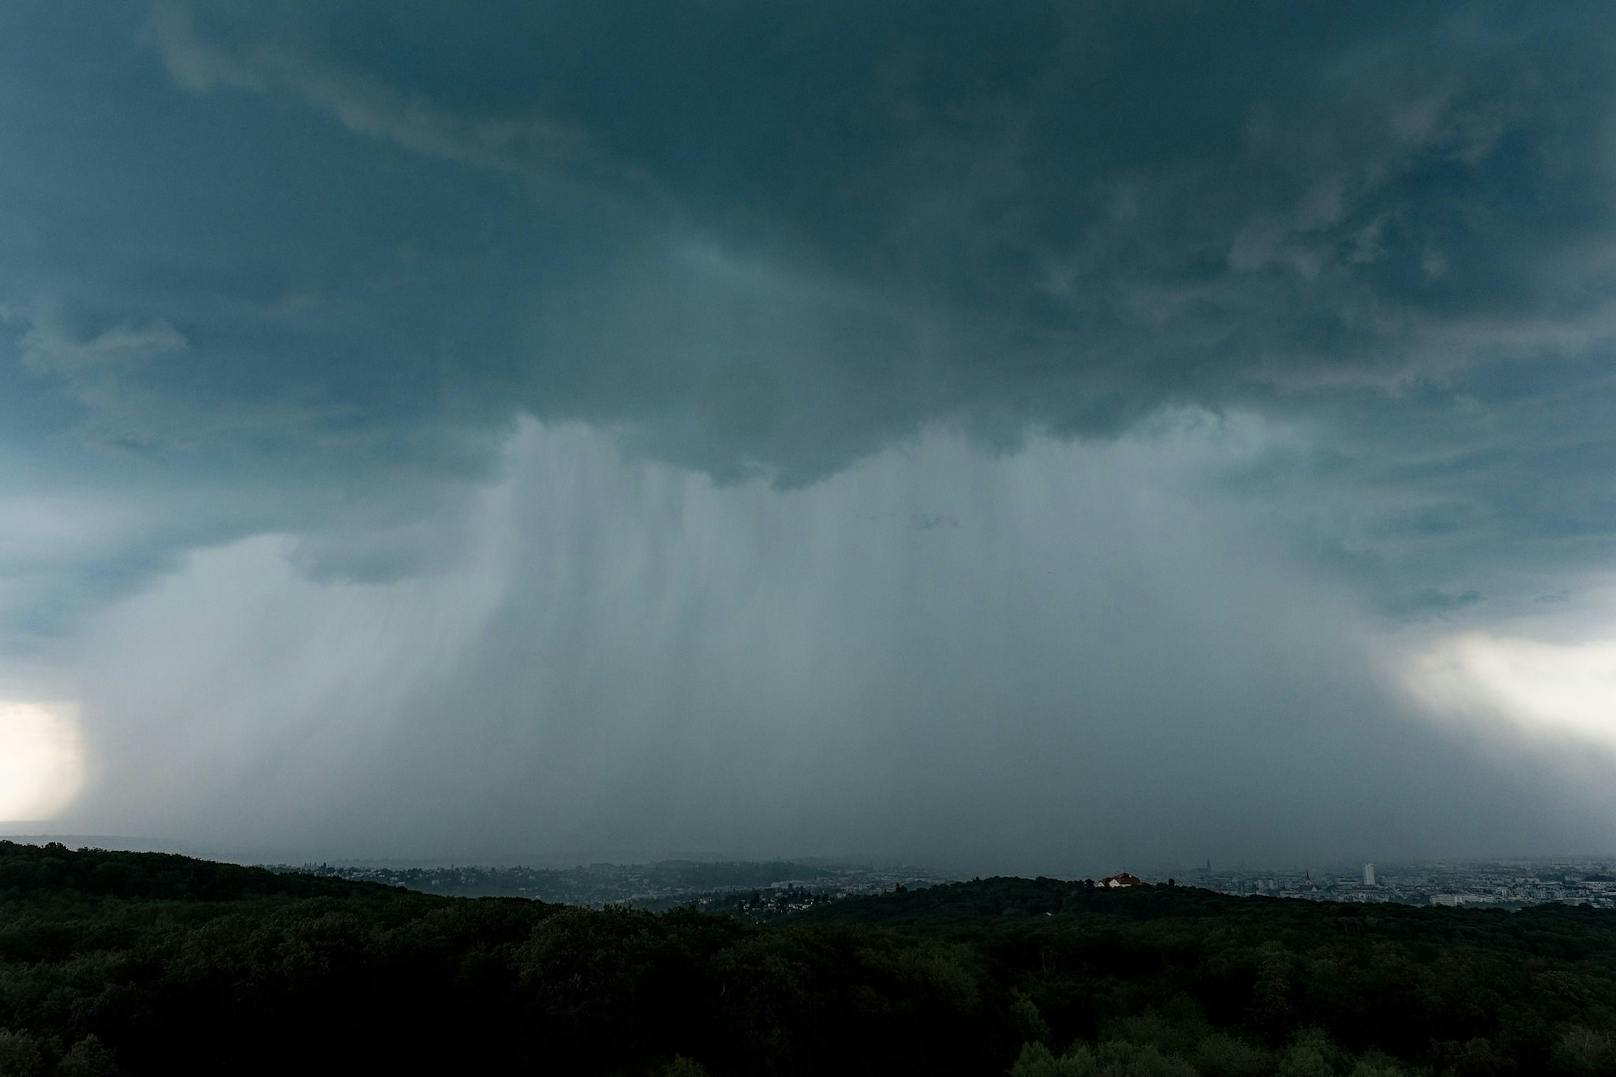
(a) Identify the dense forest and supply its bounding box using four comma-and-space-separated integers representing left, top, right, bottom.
3, 842, 1615, 1075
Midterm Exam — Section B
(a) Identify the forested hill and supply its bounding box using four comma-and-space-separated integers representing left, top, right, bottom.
4, 843, 1616, 1076
0, 840, 396, 902
804, 871, 1616, 950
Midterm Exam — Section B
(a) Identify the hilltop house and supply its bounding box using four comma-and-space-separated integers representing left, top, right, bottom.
1100, 872, 1144, 888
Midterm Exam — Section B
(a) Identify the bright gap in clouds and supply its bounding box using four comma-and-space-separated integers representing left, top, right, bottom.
0, 701, 84, 823
1404, 632, 1616, 752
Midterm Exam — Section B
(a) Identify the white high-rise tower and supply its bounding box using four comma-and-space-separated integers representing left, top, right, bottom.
1363, 863, 1376, 886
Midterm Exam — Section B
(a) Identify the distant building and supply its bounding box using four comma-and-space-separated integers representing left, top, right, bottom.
1363, 863, 1376, 887
1101, 872, 1144, 888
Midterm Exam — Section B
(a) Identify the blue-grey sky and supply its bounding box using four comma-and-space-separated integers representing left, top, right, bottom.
2, 2, 1615, 870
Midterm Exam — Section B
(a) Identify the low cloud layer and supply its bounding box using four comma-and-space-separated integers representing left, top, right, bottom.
2, 4, 1614, 866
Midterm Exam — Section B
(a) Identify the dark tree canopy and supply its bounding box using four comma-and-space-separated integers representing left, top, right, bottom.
2, 843, 1615, 1075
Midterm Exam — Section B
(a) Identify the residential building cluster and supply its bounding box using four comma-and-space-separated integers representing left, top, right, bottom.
272, 858, 948, 911
1193, 858, 1616, 909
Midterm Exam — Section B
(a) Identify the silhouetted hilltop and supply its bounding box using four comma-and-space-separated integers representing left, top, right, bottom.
807, 873, 1616, 953
0, 839, 400, 901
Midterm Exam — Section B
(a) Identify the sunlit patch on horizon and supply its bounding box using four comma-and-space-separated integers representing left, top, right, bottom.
1402, 632, 1616, 751
0, 701, 85, 823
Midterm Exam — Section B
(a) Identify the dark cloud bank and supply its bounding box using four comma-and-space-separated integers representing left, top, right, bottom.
1, 3, 1614, 869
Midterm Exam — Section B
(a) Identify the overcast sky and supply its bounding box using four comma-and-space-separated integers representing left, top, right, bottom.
2, 2, 1615, 872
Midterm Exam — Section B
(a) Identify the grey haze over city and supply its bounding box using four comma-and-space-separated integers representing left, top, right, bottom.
2, 2, 1615, 874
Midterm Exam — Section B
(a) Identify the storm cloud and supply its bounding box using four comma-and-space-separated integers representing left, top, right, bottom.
2, 2, 1615, 869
